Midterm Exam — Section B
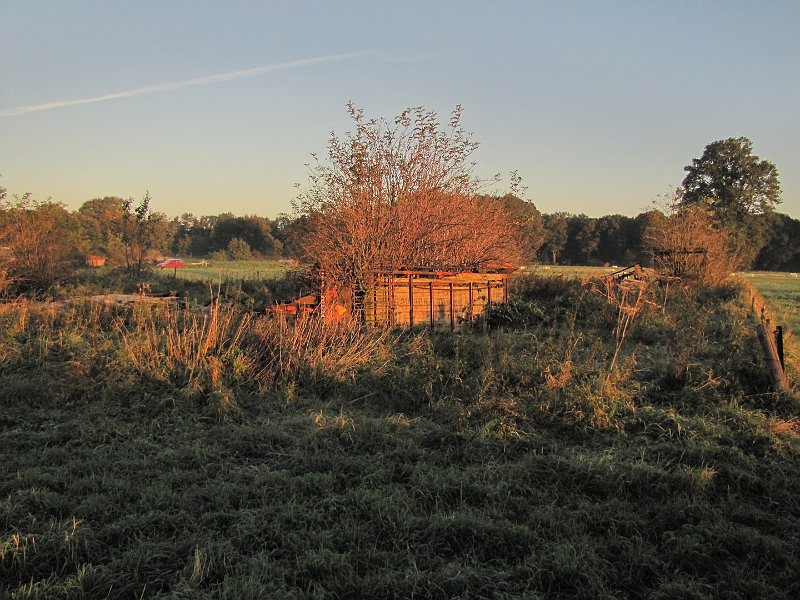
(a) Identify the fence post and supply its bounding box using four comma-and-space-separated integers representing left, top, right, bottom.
388, 276, 394, 326
776, 326, 785, 371
449, 283, 455, 331
373, 282, 378, 325
429, 281, 434, 330
750, 285, 788, 393
469, 282, 474, 326
408, 274, 414, 327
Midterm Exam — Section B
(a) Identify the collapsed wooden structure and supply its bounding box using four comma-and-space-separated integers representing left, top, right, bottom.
652, 248, 708, 279
269, 268, 512, 330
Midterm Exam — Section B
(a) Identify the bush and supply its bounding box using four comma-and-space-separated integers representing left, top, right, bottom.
226, 238, 252, 261
483, 299, 546, 328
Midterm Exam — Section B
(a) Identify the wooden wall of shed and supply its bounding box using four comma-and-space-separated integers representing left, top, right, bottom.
364, 273, 508, 330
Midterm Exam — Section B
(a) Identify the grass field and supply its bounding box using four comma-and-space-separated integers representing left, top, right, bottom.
165, 259, 292, 284
743, 271, 800, 335
72, 260, 304, 308
531, 266, 800, 337
2, 274, 799, 598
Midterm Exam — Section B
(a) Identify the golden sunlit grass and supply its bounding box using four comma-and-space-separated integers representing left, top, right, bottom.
1, 274, 799, 598
769, 418, 800, 438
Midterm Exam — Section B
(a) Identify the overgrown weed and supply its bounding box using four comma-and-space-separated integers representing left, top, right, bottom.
247, 311, 392, 394
120, 299, 251, 417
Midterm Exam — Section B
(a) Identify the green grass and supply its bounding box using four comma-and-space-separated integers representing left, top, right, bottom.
166, 259, 291, 285
2, 277, 800, 598
744, 271, 800, 336
70, 260, 305, 308
523, 264, 623, 279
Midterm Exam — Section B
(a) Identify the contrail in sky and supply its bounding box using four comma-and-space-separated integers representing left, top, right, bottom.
0, 52, 368, 117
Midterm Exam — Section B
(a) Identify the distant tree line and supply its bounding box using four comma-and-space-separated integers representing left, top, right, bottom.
2, 185, 799, 296
270, 202, 800, 271
2, 133, 797, 297
0, 190, 285, 294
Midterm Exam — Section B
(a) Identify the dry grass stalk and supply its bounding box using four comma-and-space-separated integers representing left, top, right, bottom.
311, 408, 356, 431
607, 279, 650, 378
587, 274, 655, 387
545, 336, 580, 390
248, 310, 390, 390
121, 299, 252, 395
768, 418, 799, 438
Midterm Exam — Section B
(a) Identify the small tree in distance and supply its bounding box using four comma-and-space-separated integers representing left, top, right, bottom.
226, 237, 252, 261
121, 192, 171, 277
296, 103, 523, 304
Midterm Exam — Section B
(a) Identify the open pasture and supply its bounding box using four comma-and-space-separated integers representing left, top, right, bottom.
744, 271, 800, 335
2, 275, 799, 598
162, 259, 291, 285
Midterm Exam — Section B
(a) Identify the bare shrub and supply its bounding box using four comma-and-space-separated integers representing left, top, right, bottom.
0, 191, 82, 293
297, 104, 522, 302
645, 189, 743, 285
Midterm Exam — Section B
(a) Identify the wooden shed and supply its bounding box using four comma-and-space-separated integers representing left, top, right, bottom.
360, 269, 510, 330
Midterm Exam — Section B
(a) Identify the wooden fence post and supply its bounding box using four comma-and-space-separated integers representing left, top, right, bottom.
449, 283, 455, 331
408, 274, 414, 327
468, 282, 474, 326
752, 288, 789, 393
429, 281, 434, 330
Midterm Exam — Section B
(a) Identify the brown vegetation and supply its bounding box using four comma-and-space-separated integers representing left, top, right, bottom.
0, 189, 81, 293
296, 104, 522, 302
645, 189, 743, 285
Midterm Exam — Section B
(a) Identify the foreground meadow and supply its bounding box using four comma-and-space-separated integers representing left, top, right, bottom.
1, 274, 799, 598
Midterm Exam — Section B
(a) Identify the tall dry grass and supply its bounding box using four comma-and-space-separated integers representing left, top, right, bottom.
118, 299, 392, 408
121, 301, 253, 411
246, 311, 391, 392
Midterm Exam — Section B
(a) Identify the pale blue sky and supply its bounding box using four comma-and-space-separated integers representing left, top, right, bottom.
1, 1, 798, 218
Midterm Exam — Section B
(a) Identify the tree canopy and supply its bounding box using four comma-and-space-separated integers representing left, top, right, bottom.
681, 137, 781, 266
681, 137, 781, 223
296, 103, 522, 295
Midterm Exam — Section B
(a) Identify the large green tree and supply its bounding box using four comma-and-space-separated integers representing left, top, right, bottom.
479, 193, 545, 262
754, 212, 800, 271
77, 196, 127, 263
566, 214, 598, 264
681, 137, 781, 265
682, 137, 781, 220
210, 214, 280, 257
540, 213, 569, 265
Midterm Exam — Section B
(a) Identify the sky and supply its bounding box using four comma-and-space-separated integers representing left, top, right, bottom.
1, 0, 798, 220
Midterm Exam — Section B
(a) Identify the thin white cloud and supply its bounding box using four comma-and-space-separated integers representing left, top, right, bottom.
0, 52, 369, 117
